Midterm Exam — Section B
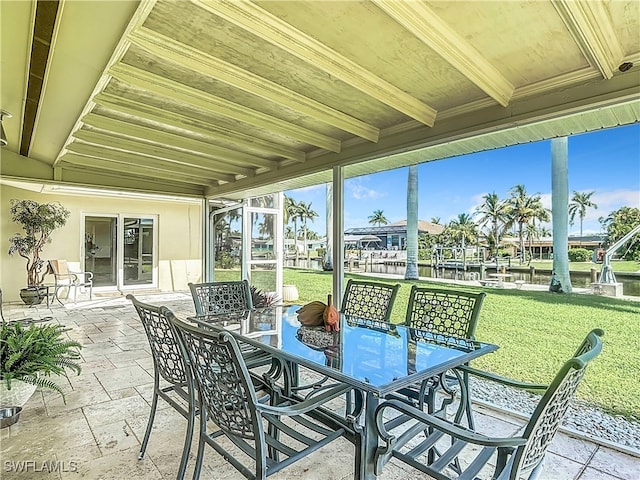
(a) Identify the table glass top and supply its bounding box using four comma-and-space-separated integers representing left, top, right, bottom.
188, 305, 497, 393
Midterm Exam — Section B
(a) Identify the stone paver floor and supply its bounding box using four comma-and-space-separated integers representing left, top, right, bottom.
1, 292, 638, 479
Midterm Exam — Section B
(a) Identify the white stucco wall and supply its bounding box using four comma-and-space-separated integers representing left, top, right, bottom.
1, 184, 203, 303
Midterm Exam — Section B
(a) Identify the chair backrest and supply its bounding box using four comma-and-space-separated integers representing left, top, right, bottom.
513, 329, 604, 478
341, 279, 400, 322
169, 314, 261, 440
127, 294, 187, 386
188, 280, 253, 316
49, 260, 70, 276
405, 285, 486, 339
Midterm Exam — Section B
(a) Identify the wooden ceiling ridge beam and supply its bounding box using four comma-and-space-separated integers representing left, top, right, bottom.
71, 129, 254, 177
92, 92, 305, 162
552, 0, 625, 79
61, 154, 215, 187
65, 142, 237, 183
129, 27, 380, 143
109, 63, 342, 152
80, 113, 272, 172
194, 0, 437, 126
373, 0, 514, 107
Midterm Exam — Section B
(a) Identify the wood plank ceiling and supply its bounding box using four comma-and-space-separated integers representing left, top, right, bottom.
2, 0, 639, 199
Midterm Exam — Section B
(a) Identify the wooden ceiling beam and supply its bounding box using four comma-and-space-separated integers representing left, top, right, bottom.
129, 27, 380, 143
72, 129, 255, 177
109, 63, 342, 152
61, 153, 219, 187
552, 0, 625, 79
373, 0, 514, 107
195, 0, 437, 126
65, 142, 237, 183
81, 113, 273, 172
92, 92, 305, 163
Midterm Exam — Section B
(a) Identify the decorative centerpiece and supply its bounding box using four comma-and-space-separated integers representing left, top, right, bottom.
296, 294, 339, 332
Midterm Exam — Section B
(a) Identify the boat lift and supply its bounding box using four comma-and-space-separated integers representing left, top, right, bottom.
598, 223, 640, 284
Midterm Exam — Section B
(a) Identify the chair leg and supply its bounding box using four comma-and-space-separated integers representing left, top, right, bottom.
192, 409, 208, 480
139, 390, 160, 459
176, 404, 196, 480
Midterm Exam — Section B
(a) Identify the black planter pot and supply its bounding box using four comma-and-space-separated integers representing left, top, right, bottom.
19, 286, 48, 306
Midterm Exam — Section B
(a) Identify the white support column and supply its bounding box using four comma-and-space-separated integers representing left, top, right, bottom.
550, 137, 572, 293
203, 198, 212, 282
332, 166, 344, 308
324, 182, 333, 271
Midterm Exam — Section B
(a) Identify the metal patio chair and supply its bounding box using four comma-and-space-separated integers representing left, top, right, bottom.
341, 278, 400, 322
188, 280, 253, 315
394, 286, 487, 425
127, 295, 196, 480
188, 280, 272, 370
374, 329, 604, 480
169, 314, 353, 480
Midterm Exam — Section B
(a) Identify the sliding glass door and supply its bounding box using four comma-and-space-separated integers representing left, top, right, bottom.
84, 214, 157, 290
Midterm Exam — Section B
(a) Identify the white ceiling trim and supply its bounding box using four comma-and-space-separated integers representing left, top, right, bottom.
109, 63, 342, 152
373, 0, 514, 107
72, 128, 258, 176
194, 0, 438, 126
92, 92, 306, 163
552, 0, 625, 79
128, 27, 380, 143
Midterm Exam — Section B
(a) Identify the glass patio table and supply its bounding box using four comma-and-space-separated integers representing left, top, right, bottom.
187, 305, 498, 480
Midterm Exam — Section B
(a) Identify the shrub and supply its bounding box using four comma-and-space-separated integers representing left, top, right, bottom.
568, 248, 592, 262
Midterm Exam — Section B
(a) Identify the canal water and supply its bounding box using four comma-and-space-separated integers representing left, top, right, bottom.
286, 259, 640, 297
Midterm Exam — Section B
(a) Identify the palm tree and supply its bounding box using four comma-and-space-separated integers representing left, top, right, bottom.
405, 166, 419, 280
507, 184, 549, 262
568, 190, 598, 237
284, 196, 301, 253
444, 213, 478, 247
297, 201, 318, 254
368, 209, 389, 227
474, 192, 511, 257
430, 217, 441, 225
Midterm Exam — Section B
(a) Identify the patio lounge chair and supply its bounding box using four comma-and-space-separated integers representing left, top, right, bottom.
374, 328, 604, 480
127, 295, 196, 480
48, 259, 93, 303
169, 314, 354, 480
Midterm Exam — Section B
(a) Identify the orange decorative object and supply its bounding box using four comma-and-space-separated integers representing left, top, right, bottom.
323, 294, 339, 332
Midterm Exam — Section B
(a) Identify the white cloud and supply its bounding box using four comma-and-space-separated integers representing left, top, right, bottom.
348, 182, 386, 200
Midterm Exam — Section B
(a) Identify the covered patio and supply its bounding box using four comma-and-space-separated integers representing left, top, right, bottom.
2, 295, 639, 480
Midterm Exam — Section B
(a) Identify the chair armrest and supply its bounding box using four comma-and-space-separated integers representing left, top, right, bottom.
69, 270, 93, 283
256, 383, 352, 417
376, 399, 527, 448
458, 365, 548, 393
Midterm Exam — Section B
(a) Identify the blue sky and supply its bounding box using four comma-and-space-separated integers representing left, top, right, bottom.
286, 123, 640, 237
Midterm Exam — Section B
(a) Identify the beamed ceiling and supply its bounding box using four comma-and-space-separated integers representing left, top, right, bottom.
1, 0, 639, 200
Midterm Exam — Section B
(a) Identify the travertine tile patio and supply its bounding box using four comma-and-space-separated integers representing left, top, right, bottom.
1, 293, 638, 479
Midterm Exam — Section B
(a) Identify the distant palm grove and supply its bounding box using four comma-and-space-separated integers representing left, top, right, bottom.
285, 185, 640, 263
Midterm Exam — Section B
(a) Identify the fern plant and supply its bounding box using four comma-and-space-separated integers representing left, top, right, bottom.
0, 322, 82, 402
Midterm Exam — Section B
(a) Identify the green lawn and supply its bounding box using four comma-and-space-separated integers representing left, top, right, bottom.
282, 268, 640, 421
528, 260, 639, 273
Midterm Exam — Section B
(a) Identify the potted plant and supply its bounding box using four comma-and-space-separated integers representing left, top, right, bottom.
7, 199, 70, 305
0, 321, 82, 407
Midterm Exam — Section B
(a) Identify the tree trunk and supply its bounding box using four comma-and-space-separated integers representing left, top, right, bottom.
405, 166, 419, 280
324, 182, 333, 270
550, 137, 572, 293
